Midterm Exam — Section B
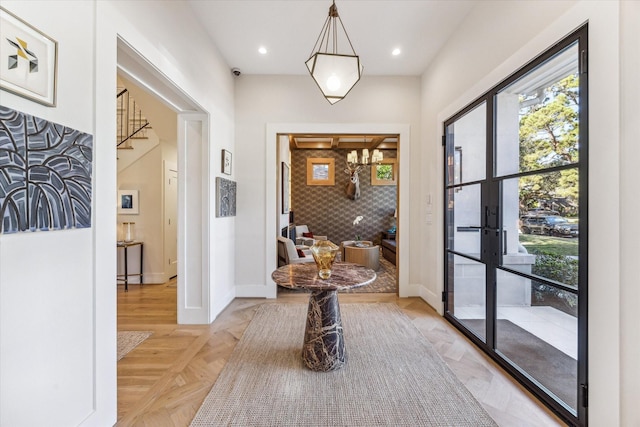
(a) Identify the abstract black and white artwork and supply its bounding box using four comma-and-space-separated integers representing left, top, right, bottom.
0, 105, 93, 233
215, 177, 236, 218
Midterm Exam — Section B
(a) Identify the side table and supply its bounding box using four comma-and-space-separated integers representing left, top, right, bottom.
272, 262, 376, 372
117, 241, 143, 291
345, 244, 380, 270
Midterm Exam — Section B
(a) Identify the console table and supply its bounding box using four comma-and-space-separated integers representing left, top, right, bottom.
117, 241, 143, 291
271, 262, 376, 372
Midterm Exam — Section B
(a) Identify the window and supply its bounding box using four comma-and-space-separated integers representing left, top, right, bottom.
371, 159, 397, 186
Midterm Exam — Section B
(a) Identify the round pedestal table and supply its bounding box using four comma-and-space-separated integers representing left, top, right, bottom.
271, 262, 376, 372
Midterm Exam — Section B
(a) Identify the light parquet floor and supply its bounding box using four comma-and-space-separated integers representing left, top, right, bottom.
117, 280, 566, 426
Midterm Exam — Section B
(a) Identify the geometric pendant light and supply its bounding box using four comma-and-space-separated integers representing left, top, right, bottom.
305, 1, 363, 104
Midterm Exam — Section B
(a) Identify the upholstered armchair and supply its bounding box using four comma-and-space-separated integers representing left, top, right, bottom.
277, 236, 314, 266
294, 224, 327, 246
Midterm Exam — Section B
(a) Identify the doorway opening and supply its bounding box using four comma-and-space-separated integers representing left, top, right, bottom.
264, 123, 410, 299
277, 133, 399, 294
116, 37, 212, 324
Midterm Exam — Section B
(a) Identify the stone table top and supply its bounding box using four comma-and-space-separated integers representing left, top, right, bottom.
272, 262, 376, 292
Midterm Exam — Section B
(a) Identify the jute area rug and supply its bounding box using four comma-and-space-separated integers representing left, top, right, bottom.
190, 304, 497, 426
117, 331, 152, 361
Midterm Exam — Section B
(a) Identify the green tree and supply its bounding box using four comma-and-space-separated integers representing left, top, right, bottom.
518, 74, 579, 212
376, 164, 393, 180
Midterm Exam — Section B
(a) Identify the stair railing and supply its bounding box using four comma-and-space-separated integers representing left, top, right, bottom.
117, 88, 149, 148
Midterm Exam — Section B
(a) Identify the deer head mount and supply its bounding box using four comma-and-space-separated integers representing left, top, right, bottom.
344, 161, 363, 200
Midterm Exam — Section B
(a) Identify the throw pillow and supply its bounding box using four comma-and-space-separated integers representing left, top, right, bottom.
296, 249, 306, 258
302, 232, 314, 238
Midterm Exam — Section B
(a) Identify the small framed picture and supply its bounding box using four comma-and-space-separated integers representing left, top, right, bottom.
0, 7, 58, 106
306, 157, 335, 186
118, 190, 139, 215
222, 149, 232, 175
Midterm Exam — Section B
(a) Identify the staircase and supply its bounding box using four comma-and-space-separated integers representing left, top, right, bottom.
116, 87, 160, 172
117, 87, 150, 149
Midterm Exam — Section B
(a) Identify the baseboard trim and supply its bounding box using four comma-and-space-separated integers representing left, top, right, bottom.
211, 288, 236, 322
235, 283, 276, 299
417, 283, 443, 315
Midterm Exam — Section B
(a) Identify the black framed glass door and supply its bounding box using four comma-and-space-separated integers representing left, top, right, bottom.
444, 25, 588, 426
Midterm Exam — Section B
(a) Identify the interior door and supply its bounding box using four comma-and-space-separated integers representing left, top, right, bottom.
165, 161, 178, 279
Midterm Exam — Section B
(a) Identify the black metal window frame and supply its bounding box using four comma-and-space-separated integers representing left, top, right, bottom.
442, 24, 588, 426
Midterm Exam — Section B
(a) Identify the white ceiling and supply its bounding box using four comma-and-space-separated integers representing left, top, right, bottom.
187, 0, 476, 76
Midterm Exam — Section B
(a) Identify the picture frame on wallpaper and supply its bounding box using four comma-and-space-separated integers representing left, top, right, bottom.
306, 157, 335, 186
281, 162, 289, 214
0, 7, 58, 107
118, 190, 139, 215
222, 149, 232, 175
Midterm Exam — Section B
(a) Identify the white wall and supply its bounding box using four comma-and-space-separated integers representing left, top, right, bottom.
619, 1, 640, 425
0, 1, 99, 426
234, 75, 420, 297
0, 0, 235, 425
117, 142, 164, 283
420, 0, 635, 424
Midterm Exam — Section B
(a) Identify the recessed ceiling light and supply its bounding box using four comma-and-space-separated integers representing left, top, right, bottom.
392, 48, 401, 56
258, 46, 268, 55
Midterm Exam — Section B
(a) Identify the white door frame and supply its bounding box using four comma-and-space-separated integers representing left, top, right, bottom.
177, 114, 211, 324
117, 37, 211, 324
264, 123, 411, 298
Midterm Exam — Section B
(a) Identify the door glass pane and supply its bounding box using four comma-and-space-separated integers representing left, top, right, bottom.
445, 27, 586, 425
496, 270, 578, 411
446, 102, 486, 186
495, 42, 579, 177
448, 254, 486, 341
502, 173, 580, 287
446, 183, 482, 256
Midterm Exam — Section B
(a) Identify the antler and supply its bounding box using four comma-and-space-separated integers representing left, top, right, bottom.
344, 159, 363, 174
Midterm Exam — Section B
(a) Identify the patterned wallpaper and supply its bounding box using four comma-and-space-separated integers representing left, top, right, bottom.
291, 149, 397, 245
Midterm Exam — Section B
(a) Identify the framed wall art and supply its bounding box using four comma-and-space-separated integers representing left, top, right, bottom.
306, 157, 335, 186
222, 149, 232, 175
0, 106, 93, 234
0, 7, 58, 106
118, 190, 139, 215
216, 177, 236, 217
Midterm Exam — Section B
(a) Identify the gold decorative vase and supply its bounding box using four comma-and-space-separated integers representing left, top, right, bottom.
310, 240, 339, 279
